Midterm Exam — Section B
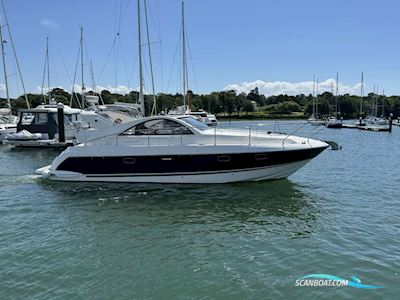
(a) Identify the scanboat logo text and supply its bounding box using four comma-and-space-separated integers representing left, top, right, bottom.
295, 274, 384, 289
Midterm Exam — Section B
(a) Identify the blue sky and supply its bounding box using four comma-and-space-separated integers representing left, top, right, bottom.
1, 0, 400, 98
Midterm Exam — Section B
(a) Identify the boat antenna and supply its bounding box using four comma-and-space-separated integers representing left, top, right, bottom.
0, 18, 10, 109
144, 0, 157, 116
138, 0, 145, 116
1, 0, 30, 108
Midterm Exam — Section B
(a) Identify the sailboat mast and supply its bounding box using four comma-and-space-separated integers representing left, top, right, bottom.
0, 0, 29, 108
46, 36, 51, 103
335, 72, 339, 96
90, 60, 95, 93
372, 84, 376, 116
144, 0, 157, 116
360, 72, 364, 115
376, 85, 379, 117
0, 19, 10, 109
90, 60, 104, 105
80, 27, 85, 96
312, 75, 315, 116
335, 72, 339, 116
316, 78, 319, 116
182, 0, 187, 111
138, 0, 145, 116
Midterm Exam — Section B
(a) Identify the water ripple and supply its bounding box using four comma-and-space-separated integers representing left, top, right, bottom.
1, 123, 399, 299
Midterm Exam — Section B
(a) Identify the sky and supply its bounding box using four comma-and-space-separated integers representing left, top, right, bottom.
1, 0, 400, 98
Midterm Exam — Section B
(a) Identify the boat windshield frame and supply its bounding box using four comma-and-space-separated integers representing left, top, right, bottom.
180, 116, 210, 131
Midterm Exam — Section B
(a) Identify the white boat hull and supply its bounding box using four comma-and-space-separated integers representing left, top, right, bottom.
0, 127, 17, 142
37, 159, 310, 183
35, 116, 329, 184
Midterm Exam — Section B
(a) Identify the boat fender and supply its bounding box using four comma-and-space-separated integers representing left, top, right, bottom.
41, 170, 52, 179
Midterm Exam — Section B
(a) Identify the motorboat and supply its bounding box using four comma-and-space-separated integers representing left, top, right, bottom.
366, 116, 388, 126
187, 110, 218, 126
77, 101, 143, 143
36, 115, 329, 183
3, 101, 141, 147
3, 103, 85, 147
86, 102, 143, 124
0, 122, 16, 142
0, 109, 17, 142
326, 116, 342, 129
168, 106, 218, 127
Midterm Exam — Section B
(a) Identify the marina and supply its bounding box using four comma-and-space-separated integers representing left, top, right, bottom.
1, 121, 399, 299
1, 0, 400, 299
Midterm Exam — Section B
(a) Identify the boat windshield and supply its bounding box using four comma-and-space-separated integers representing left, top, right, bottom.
180, 116, 209, 130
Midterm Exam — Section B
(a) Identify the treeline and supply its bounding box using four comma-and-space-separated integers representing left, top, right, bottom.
2, 86, 400, 119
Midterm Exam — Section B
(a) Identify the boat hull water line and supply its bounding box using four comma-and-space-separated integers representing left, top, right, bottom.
37, 116, 329, 183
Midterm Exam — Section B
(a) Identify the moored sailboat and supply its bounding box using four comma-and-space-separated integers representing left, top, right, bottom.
326, 73, 342, 128
0, 12, 16, 141
167, 1, 218, 126
307, 76, 325, 126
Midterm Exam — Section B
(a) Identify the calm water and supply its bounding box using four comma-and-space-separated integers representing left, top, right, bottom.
0, 121, 399, 299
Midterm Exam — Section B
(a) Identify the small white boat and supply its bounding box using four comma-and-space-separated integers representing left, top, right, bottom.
0, 109, 17, 142
366, 116, 388, 126
2, 94, 145, 147
36, 115, 329, 183
3, 103, 83, 147
0, 121, 16, 142
168, 106, 218, 126
307, 115, 326, 126
326, 116, 342, 128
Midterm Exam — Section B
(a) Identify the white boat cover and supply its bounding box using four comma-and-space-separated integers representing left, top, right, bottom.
5, 130, 49, 141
